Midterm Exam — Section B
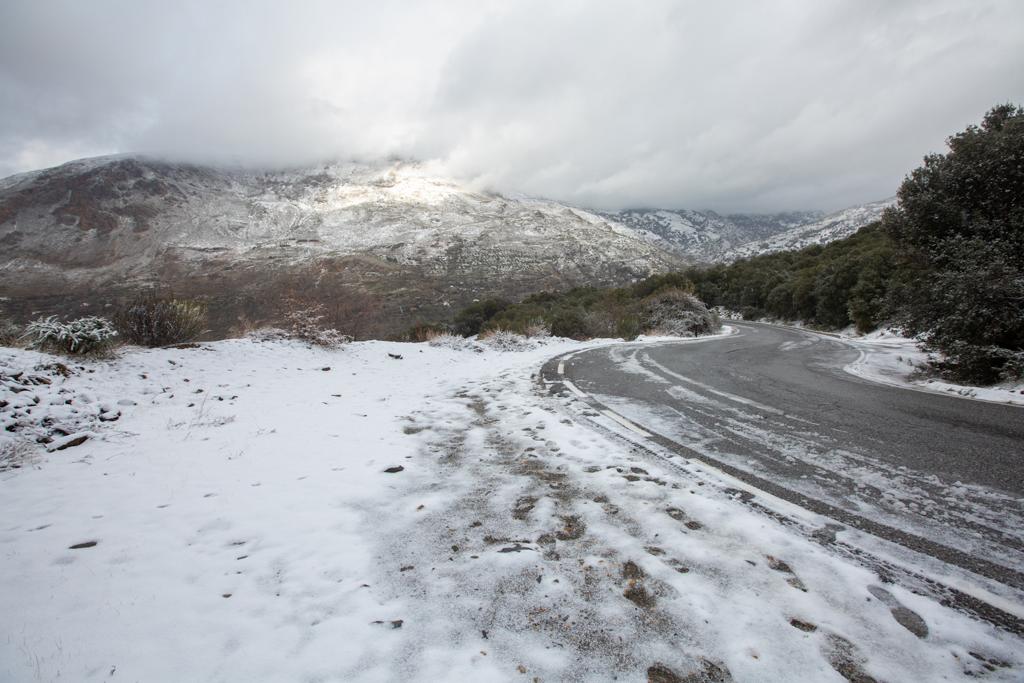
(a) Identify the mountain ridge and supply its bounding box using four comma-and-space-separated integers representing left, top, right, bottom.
0, 155, 890, 336
600, 201, 892, 263
0, 156, 682, 336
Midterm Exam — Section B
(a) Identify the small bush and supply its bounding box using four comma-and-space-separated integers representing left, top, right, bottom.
454, 299, 509, 336
522, 319, 551, 338
550, 308, 590, 340
23, 316, 118, 355
115, 295, 207, 347
640, 289, 719, 336
428, 333, 481, 352
285, 302, 353, 347
478, 329, 535, 352
615, 314, 642, 340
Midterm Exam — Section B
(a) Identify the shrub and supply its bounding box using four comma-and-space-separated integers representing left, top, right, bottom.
115, 295, 207, 347
454, 299, 509, 336
23, 316, 118, 355
640, 288, 719, 336
428, 333, 481, 351
478, 329, 535, 351
483, 306, 548, 336
284, 302, 353, 347
404, 322, 448, 342
615, 314, 642, 340
550, 308, 590, 340
522, 319, 551, 338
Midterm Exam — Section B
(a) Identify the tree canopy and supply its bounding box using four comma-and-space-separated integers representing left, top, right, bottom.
884, 103, 1024, 382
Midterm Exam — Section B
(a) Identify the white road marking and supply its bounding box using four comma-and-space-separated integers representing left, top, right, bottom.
642, 353, 786, 416
599, 409, 653, 437
557, 361, 565, 375
561, 376, 652, 437
562, 379, 588, 399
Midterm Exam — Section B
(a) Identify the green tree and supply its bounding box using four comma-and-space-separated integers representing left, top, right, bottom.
885, 104, 1024, 382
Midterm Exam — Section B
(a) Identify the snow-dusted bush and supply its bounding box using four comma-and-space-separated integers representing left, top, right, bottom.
115, 295, 207, 347
640, 288, 720, 337
427, 333, 482, 352
522, 319, 551, 338
284, 303, 353, 348
23, 316, 118, 355
478, 329, 537, 352
431, 329, 537, 352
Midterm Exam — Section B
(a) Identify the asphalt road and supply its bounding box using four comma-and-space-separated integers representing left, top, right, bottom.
550, 322, 1024, 592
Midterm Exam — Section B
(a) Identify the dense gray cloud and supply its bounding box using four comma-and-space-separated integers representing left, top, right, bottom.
1, 0, 1021, 212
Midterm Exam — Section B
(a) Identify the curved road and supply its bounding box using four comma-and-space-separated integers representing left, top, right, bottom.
545, 323, 1024, 601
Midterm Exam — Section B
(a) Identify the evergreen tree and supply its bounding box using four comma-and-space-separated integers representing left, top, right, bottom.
885, 104, 1024, 382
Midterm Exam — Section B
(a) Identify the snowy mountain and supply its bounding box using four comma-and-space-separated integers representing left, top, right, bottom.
601, 208, 821, 262
603, 201, 891, 263
0, 156, 684, 337
721, 198, 895, 260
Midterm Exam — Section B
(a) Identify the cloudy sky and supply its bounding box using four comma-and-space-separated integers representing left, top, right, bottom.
1, 1, 1021, 212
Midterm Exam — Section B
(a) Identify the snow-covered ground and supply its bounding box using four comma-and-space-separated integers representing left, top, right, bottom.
842, 328, 1024, 407
1, 335, 1021, 681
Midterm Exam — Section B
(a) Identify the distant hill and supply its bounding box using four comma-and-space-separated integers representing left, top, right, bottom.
602, 200, 892, 263
722, 198, 895, 260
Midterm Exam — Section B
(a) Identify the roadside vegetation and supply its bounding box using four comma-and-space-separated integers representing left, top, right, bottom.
2, 292, 356, 357
437, 278, 720, 342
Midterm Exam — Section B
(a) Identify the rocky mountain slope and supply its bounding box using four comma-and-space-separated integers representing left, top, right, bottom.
721, 198, 895, 260
0, 157, 684, 337
603, 200, 892, 263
